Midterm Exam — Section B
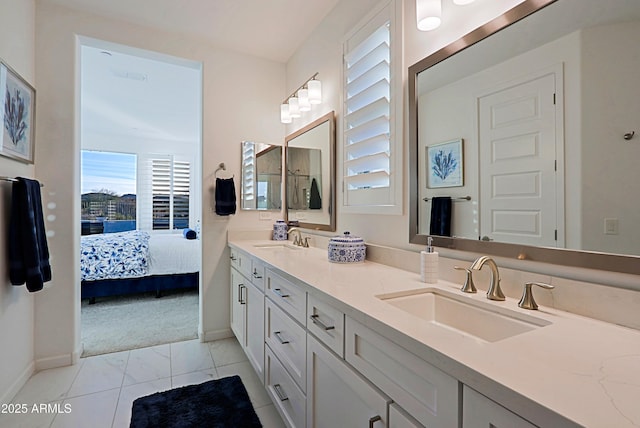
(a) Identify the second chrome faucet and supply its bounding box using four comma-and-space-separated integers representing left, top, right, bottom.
469, 256, 505, 301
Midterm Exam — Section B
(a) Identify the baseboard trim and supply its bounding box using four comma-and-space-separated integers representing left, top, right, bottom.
1, 361, 35, 404
35, 353, 74, 371
200, 328, 233, 343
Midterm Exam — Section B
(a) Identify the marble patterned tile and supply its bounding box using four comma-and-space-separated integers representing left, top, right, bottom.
216, 361, 271, 408
169, 339, 214, 376
123, 344, 171, 386
67, 351, 128, 398
208, 337, 247, 367
171, 367, 219, 389
12, 360, 84, 404
255, 403, 287, 428
112, 377, 172, 428
50, 388, 120, 428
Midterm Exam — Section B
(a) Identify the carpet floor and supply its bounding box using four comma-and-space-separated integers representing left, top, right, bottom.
81, 289, 199, 357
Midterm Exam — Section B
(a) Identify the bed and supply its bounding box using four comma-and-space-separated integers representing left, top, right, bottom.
80, 230, 200, 302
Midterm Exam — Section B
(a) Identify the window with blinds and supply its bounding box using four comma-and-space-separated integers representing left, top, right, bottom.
343, 1, 401, 214
139, 155, 191, 230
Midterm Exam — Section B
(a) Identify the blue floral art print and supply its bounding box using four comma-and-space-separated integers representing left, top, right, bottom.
4, 86, 29, 146
427, 139, 463, 188
1, 62, 34, 162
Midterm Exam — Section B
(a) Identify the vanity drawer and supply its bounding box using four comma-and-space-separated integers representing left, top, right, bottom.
265, 298, 307, 392
230, 247, 252, 279
345, 317, 459, 428
250, 258, 267, 292
266, 269, 307, 325
266, 346, 306, 428
306, 294, 345, 358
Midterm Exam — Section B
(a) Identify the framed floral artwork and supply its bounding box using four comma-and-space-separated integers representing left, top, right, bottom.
427, 138, 463, 188
1, 60, 36, 164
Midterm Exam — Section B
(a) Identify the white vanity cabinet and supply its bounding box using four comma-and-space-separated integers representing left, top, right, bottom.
346, 317, 459, 427
307, 334, 391, 428
229, 249, 265, 383
462, 386, 537, 428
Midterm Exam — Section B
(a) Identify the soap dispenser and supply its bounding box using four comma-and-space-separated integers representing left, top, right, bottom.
420, 237, 439, 283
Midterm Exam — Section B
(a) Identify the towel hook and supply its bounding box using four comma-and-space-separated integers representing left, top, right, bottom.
623, 131, 635, 141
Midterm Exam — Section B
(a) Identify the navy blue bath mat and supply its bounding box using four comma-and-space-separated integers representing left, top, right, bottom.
130, 375, 262, 428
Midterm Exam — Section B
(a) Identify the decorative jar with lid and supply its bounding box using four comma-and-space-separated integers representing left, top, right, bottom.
272, 220, 288, 241
328, 231, 366, 263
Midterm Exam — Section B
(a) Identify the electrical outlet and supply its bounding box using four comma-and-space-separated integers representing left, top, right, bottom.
604, 218, 619, 235
259, 212, 272, 221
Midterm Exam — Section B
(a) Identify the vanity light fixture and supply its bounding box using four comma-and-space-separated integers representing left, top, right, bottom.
280, 73, 322, 123
417, 0, 476, 31
416, 0, 442, 31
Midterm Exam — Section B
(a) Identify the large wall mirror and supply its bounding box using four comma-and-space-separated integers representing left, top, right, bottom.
240, 141, 282, 210
409, 0, 640, 275
285, 111, 336, 231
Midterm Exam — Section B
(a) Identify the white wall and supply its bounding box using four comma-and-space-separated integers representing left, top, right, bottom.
33, 1, 285, 366
0, 0, 37, 404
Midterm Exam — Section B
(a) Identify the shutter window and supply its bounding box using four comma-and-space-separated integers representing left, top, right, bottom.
343, 2, 400, 213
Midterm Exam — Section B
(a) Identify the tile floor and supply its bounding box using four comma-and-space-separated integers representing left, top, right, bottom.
0, 338, 286, 428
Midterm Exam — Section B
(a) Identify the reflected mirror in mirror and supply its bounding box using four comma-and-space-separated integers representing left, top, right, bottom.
409, 0, 640, 273
286, 111, 335, 231
240, 141, 282, 210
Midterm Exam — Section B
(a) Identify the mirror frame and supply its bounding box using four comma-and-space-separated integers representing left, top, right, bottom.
408, 0, 640, 276
285, 111, 336, 231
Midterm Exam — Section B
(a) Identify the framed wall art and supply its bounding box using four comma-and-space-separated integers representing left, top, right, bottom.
1, 60, 36, 164
427, 138, 463, 188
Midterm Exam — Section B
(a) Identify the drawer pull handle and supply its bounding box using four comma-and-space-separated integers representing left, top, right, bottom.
274, 331, 290, 344
230, 255, 237, 261
310, 314, 335, 331
273, 384, 289, 401
253, 269, 263, 279
273, 288, 290, 298
369, 415, 381, 428
239, 285, 246, 305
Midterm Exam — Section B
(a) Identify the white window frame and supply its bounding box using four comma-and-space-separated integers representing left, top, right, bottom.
342, 0, 403, 215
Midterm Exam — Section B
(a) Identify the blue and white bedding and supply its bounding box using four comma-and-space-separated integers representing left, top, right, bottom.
81, 231, 150, 281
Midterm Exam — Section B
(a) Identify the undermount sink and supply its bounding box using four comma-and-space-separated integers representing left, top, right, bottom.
253, 243, 301, 250
377, 288, 551, 342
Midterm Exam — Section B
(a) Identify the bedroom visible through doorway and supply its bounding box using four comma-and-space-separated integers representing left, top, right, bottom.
78, 38, 203, 356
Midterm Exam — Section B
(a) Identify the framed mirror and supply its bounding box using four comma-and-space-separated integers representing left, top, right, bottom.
409, 0, 640, 275
240, 141, 282, 210
285, 111, 336, 231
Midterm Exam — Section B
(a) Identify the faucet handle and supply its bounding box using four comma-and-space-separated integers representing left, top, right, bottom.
518, 282, 554, 310
454, 266, 477, 293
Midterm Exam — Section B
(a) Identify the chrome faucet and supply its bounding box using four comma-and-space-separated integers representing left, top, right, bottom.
287, 227, 308, 247
469, 256, 505, 301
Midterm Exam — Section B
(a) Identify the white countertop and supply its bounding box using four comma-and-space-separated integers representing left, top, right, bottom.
229, 239, 640, 428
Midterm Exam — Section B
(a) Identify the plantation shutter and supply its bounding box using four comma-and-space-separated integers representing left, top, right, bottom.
343, 2, 400, 213
138, 155, 190, 231
242, 142, 256, 209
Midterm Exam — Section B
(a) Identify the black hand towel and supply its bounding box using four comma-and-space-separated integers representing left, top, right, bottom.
8, 177, 52, 292
215, 177, 236, 216
429, 196, 452, 237
309, 178, 322, 209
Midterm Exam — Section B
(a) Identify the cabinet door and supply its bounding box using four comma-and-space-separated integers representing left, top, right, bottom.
389, 403, 425, 428
245, 280, 265, 384
307, 335, 390, 428
230, 267, 246, 345
463, 386, 537, 428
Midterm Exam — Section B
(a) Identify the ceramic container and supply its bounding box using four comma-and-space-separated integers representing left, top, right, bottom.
328, 231, 366, 263
272, 220, 288, 241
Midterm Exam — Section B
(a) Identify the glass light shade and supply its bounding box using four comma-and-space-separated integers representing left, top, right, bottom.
298, 88, 311, 111
280, 103, 292, 123
453, 0, 475, 4
416, 0, 441, 31
308, 79, 322, 104
288, 96, 301, 118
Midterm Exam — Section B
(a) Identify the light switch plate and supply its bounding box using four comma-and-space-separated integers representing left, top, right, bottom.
604, 218, 619, 235
259, 212, 272, 221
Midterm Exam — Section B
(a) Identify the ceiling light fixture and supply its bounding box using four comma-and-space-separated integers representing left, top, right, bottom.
280, 73, 322, 123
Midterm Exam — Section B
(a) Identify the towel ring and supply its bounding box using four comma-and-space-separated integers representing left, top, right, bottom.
214, 163, 233, 179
